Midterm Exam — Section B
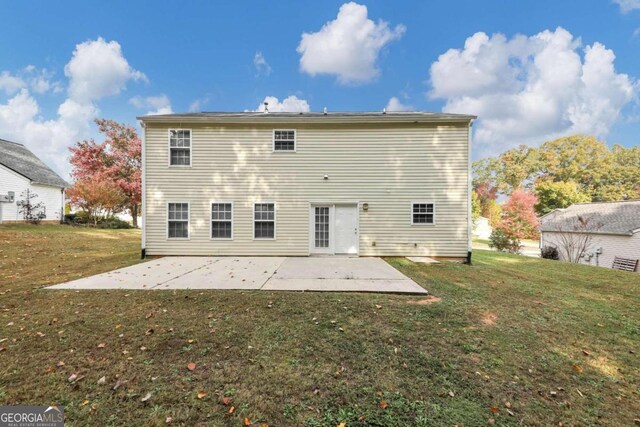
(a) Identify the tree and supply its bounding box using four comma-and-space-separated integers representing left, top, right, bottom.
536, 135, 612, 198
485, 199, 502, 228
496, 189, 540, 244
471, 190, 481, 221
16, 189, 45, 224
534, 180, 590, 216
549, 215, 603, 263
66, 177, 126, 225
494, 145, 539, 193
69, 119, 142, 226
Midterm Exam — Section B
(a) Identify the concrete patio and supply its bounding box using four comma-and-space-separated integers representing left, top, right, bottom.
46, 256, 427, 294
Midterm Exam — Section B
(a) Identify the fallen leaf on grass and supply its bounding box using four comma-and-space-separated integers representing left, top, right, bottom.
490, 406, 499, 414
375, 304, 382, 309
582, 349, 591, 357
196, 390, 206, 399
97, 376, 106, 385
165, 417, 173, 424
337, 423, 346, 427
141, 393, 152, 402
572, 365, 583, 373
0, 347, 6, 352
97, 343, 106, 348
187, 362, 196, 371
221, 396, 231, 405
81, 400, 90, 406
228, 406, 235, 415
576, 388, 584, 397
68, 374, 77, 383
145, 311, 155, 319
36, 332, 45, 337
145, 329, 154, 336
448, 390, 455, 397
379, 400, 388, 409
56, 361, 65, 367
244, 418, 251, 426
113, 379, 128, 390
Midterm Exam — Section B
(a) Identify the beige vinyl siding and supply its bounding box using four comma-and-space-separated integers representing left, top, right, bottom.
144, 122, 470, 257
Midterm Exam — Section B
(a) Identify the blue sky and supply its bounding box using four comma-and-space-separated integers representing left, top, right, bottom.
1, 0, 639, 175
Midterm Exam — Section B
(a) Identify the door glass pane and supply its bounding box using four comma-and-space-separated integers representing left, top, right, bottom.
315, 207, 329, 248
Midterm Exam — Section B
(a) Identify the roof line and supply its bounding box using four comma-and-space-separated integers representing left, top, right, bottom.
540, 229, 634, 236
0, 138, 25, 146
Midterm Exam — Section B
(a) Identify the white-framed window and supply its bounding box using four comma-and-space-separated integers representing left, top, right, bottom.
169, 129, 191, 166
273, 129, 296, 152
167, 202, 189, 239
411, 202, 435, 225
211, 202, 233, 239
254, 202, 276, 239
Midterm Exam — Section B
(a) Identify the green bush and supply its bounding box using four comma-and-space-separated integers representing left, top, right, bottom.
489, 228, 522, 254
73, 210, 90, 224
96, 217, 133, 229
541, 246, 560, 260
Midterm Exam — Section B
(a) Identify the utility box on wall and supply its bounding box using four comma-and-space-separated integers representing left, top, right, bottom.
0, 192, 15, 203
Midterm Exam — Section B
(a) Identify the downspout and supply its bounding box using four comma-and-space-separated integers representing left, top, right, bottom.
140, 120, 146, 259
466, 119, 474, 265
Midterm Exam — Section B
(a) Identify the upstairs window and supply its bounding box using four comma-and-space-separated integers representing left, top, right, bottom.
211, 202, 233, 239
168, 202, 189, 238
254, 203, 275, 239
169, 129, 191, 166
273, 130, 296, 151
412, 202, 435, 225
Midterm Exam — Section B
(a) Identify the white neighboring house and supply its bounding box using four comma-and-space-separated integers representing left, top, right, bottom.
472, 216, 492, 240
0, 139, 68, 223
138, 111, 475, 260
540, 201, 640, 273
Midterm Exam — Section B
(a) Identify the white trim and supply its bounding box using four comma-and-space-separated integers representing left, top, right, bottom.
411, 201, 436, 226
167, 128, 193, 167
467, 121, 473, 252
272, 129, 297, 152
141, 122, 146, 249
252, 201, 276, 240
166, 201, 190, 240
210, 201, 234, 240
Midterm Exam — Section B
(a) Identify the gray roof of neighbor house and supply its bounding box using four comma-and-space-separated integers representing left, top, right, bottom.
0, 138, 68, 188
540, 201, 640, 236
137, 111, 477, 124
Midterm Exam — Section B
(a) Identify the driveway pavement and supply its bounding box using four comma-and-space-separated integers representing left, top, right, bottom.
46, 256, 427, 294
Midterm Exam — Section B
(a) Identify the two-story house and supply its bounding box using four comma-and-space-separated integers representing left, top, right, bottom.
138, 112, 475, 261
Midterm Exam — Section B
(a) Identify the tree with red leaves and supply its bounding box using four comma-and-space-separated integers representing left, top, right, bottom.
490, 189, 540, 253
69, 119, 141, 226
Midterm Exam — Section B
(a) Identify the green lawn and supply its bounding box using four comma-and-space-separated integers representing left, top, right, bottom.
1, 224, 638, 426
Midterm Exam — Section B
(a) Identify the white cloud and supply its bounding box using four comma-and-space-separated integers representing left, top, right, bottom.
429, 27, 635, 157
129, 94, 172, 115
65, 37, 146, 102
613, 0, 640, 12
0, 71, 26, 95
188, 97, 209, 112
253, 96, 310, 112
24, 66, 63, 94
297, 2, 405, 84
0, 37, 147, 177
0, 89, 97, 175
253, 52, 271, 76
385, 96, 413, 112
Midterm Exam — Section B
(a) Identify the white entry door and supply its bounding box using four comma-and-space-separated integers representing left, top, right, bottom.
334, 205, 358, 254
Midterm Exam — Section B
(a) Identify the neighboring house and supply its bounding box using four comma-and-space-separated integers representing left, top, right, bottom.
472, 216, 492, 240
138, 111, 475, 259
540, 201, 640, 272
0, 139, 68, 223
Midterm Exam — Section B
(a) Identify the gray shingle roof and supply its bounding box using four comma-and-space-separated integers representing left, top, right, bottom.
0, 139, 68, 188
137, 111, 476, 123
540, 201, 640, 235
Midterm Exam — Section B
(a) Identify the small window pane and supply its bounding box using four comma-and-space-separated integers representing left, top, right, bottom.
254, 203, 275, 239
255, 221, 275, 239
168, 221, 188, 238
170, 130, 191, 165
212, 221, 232, 239
412, 203, 434, 224
274, 130, 295, 151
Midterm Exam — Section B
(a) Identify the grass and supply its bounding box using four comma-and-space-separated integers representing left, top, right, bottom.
1, 224, 639, 426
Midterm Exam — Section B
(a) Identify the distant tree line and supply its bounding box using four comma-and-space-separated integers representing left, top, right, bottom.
472, 134, 640, 253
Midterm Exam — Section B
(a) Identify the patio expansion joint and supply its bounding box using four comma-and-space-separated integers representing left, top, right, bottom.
258, 258, 288, 290
149, 258, 222, 289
